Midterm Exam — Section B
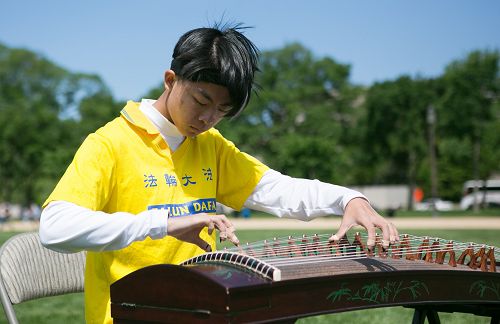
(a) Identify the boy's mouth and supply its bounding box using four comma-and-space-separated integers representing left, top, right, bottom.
188, 125, 204, 135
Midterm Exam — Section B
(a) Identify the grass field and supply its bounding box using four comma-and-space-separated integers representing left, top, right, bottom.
238, 208, 500, 219
1, 228, 499, 324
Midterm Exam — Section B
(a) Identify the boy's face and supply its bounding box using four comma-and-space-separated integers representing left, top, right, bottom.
161, 70, 232, 137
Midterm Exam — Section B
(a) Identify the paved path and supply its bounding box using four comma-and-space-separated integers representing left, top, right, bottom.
2, 217, 500, 233
0, 221, 40, 232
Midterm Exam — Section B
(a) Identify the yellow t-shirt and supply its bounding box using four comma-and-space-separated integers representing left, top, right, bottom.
44, 101, 269, 324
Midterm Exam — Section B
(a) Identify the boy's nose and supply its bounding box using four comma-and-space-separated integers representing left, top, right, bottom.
199, 107, 218, 124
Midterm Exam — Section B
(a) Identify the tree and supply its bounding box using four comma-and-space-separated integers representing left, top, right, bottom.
217, 43, 359, 183
0, 43, 113, 205
437, 50, 500, 205
360, 76, 431, 208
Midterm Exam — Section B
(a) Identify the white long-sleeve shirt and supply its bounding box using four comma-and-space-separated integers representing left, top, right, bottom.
39, 99, 365, 253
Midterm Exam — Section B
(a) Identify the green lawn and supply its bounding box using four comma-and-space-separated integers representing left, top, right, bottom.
1, 229, 498, 324
379, 208, 500, 218
233, 208, 500, 219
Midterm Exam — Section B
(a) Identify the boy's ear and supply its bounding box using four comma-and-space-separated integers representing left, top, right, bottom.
164, 70, 176, 90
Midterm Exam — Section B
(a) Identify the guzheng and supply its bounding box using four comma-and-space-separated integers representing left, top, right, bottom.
110, 233, 500, 323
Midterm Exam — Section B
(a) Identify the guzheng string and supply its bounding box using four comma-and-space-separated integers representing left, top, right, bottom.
182, 232, 498, 281
222, 233, 500, 266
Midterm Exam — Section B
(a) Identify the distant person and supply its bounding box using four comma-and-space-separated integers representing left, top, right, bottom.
0, 206, 11, 224
22, 203, 41, 221
241, 207, 251, 218
39, 23, 399, 323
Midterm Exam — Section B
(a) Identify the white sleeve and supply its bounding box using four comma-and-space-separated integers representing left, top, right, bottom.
244, 169, 367, 221
39, 201, 168, 253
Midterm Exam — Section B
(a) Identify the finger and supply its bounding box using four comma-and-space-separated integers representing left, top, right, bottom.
380, 220, 398, 244
207, 220, 215, 235
218, 215, 236, 234
226, 229, 239, 246
219, 230, 227, 242
210, 216, 232, 245
389, 223, 399, 243
211, 216, 228, 238
210, 215, 227, 231
365, 224, 376, 248
329, 220, 353, 243
219, 219, 239, 246
380, 222, 391, 248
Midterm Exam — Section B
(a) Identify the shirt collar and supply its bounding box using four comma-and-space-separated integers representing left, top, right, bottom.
120, 100, 158, 134
138, 99, 184, 139
120, 100, 185, 143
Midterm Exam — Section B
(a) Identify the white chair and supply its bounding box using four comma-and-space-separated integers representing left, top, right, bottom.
0, 232, 86, 324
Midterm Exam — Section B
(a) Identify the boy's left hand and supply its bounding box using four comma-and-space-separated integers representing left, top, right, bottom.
329, 198, 399, 250
167, 213, 239, 252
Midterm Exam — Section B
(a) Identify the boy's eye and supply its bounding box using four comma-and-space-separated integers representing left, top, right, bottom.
218, 106, 233, 114
193, 96, 208, 106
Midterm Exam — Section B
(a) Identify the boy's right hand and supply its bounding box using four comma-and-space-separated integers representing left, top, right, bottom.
167, 213, 239, 252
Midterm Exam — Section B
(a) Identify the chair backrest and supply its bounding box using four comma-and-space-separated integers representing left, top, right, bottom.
0, 232, 86, 324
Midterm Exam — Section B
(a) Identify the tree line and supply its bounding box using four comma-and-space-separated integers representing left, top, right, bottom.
0, 42, 498, 208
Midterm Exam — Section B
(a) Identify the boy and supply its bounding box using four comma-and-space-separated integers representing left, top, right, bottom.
40, 24, 398, 324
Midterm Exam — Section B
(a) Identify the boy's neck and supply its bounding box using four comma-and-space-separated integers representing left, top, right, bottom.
152, 93, 172, 123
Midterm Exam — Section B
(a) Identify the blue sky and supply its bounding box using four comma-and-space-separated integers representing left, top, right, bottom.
1, 0, 499, 101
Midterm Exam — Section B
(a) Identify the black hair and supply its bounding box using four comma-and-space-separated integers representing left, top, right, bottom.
170, 23, 259, 117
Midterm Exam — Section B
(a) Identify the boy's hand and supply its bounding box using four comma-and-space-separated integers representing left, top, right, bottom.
167, 213, 239, 252
329, 198, 399, 249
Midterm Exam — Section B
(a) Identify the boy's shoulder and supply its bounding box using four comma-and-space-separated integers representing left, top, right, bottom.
201, 127, 223, 138
92, 101, 150, 141
81, 106, 140, 153
92, 115, 128, 141
196, 128, 229, 146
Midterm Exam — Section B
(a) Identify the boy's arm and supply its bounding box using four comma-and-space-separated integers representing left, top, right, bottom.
244, 169, 365, 219
39, 201, 167, 253
40, 201, 238, 253
244, 169, 399, 248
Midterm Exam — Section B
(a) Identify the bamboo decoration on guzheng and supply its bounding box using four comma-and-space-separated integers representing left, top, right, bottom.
111, 233, 500, 324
